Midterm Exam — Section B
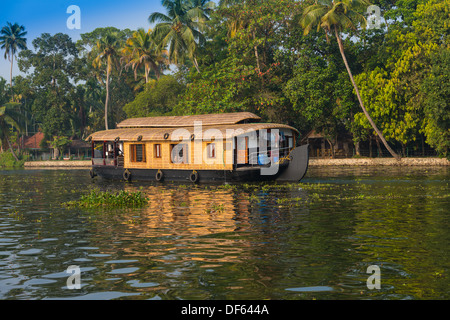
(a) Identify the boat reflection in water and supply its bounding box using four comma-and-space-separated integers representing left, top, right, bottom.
103, 184, 255, 266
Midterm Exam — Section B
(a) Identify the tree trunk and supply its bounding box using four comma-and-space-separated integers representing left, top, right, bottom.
253, 30, 261, 74
326, 138, 335, 158
79, 103, 85, 139
193, 57, 201, 73
421, 135, 425, 156
376, 136, 382, 157
334, 27, 400, 160
6, 136, 19, 162
10, 54, 14, 99
105, 66, 110, 130
355, 140, 361, 156
53, 147, 59, 160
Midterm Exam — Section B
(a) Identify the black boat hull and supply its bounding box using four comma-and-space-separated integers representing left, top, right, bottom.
90, 145, 309, 183
91, 164, 288, 183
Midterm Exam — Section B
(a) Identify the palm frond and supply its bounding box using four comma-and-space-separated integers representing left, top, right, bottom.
149, 12, 172, 24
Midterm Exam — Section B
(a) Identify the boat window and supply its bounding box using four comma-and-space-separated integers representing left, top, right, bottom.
206, 143, 216, 159
288, 136, 293, 148
154, 144, 161, 158
171, 144, 189, 164
131, 144, 146, 163
236, 136, 249, 164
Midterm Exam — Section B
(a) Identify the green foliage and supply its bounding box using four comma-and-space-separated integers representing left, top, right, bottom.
421, 48, 450, 159
18, 33, 79, 137
48, 136, 72, 155
121, 28, 168, 83
284, 53, 356, 134
177, 56, 258, 115
149, 0, 215, 71
353, 0, 449, 156
0, 150, 29, 168
176, 0, 300, 124
0, 102, 24, 161
1, 0, 449, 159
78, 27, 133, 48
0, 22, 27, 98
64, 189, 149, 209
123, 75, 185, 118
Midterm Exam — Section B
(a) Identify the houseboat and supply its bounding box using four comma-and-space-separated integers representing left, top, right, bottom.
86, 112, 309, 183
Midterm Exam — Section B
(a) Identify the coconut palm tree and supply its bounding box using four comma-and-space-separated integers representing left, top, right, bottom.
190, 0, 216, 23
0, 22, 27, 99
92, 32, 121, 130
0, 102, 23, 161
149, 0, 213, 73
300, 0, 401, 160
121, 29, 169, 84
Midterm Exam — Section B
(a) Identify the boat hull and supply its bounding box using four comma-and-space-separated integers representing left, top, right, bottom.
91, 164, 289, 183
90, 145, 309, 183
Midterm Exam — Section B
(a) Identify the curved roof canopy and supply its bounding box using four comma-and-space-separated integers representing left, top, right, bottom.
87, 112, 298, 142
88, 123, 298, 142
116, 112, 261, 128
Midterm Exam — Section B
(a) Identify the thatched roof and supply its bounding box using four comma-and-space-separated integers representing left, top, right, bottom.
87, 123, 298, 142
23, 132, 45, 149
116, 112, 261, 128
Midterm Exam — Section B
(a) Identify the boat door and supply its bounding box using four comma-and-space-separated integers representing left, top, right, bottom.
236, 136, 249, 165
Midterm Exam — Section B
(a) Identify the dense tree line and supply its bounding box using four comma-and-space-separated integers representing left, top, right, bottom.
0, 0, 449, 161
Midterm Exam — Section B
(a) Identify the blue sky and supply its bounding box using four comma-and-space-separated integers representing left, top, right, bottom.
0, 0, 165, 80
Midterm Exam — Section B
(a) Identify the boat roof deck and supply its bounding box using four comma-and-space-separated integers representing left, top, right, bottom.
88, 123, 298, 142
116, 112, 261, 128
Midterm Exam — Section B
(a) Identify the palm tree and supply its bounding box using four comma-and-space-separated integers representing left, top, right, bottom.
0, 102, 23, 161
300, 0, 401, 160
92, 32, 121, 130
121, 29, 169, 84
190, 0, 216, 22
149, 0, 213, 73
0, 22, 27, 99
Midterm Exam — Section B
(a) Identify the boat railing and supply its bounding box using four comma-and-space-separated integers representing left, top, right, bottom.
244, 146, 293, 168
92, 156, 120, 167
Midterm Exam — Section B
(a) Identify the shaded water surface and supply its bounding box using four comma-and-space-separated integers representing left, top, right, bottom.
0, 166, 448, 299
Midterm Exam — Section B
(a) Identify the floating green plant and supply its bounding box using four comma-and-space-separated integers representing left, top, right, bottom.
204, 203, 225, 214
64, 189, 149, 209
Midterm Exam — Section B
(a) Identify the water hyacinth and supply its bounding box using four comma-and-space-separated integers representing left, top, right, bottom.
64, 189, 149, 208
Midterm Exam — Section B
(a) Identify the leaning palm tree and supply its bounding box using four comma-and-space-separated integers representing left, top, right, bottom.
92, 32, 121, 130
0, 102, 23, 161
300, 0, 400, 160
149, 0, 213, 73
121, 29, 169, 84
0, 22, 27, 99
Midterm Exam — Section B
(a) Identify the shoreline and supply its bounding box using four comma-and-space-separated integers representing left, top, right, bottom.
22, 157, 450, 168
309, 157, 449, 166
24, 160, 92, 168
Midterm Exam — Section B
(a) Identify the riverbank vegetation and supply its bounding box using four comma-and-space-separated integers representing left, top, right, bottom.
0, 0, 449, 164
0, 151, 28, 168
